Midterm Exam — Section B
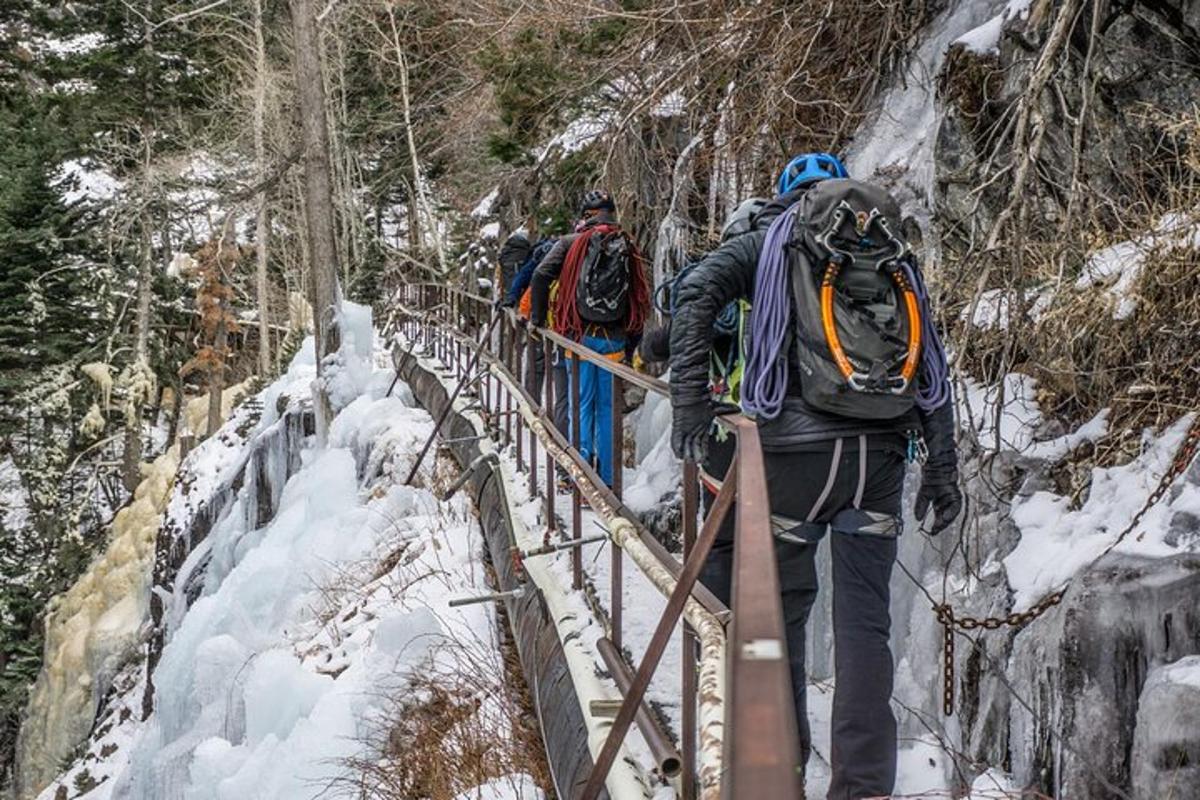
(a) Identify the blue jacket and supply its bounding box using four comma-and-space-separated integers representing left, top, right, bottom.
505, 238, 556, 306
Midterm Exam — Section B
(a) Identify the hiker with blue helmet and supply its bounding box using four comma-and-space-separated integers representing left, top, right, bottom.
668, 152, 961, 799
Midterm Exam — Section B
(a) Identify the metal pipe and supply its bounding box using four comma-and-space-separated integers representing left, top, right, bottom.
597, 636, 682, 779
448, 586, 525, 608
543, 336, 556, 537
441, 453, 499, 501
521, 533, 608, 558
570, 352, 583, 590
611, 373, 624, 649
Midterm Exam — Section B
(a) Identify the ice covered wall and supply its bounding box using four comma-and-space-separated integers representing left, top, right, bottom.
33, 304, 546, 800
16, 389, 249, 798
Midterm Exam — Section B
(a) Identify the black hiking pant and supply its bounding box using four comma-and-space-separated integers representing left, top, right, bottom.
700, 435, 903, 800
526, 344, 570, 435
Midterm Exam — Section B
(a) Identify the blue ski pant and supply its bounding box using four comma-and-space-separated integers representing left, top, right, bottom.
576, 335, 625, 485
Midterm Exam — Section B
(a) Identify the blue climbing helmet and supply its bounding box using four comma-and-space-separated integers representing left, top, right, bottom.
776, 152, 848, 195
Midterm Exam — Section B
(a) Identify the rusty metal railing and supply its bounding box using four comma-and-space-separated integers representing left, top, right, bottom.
393, 283, 801, 800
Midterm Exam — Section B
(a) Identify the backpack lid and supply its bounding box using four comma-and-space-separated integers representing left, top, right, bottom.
797, 179, 907, 269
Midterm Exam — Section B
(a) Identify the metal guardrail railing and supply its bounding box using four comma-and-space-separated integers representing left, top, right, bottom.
394, 283, 801, 800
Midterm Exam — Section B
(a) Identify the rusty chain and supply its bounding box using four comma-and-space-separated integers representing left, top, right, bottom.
936, 415, 1200, 716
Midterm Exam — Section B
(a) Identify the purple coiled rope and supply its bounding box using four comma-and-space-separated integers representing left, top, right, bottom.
741, 203, 952, 417
741, 204, 799, 420
902, 260, 951, 411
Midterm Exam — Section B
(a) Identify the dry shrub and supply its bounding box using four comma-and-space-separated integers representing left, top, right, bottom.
951, 105, 1200, 454
332, 635, 550, 800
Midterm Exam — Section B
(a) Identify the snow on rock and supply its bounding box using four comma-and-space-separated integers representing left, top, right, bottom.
958, 372, 1109, 461
1005, 414, 1199, 610
953, 0, 1032, 56
537, 113, 610, 163
1075, 210, 1200, 320
1131, 656, 1200, 797
958, 373, 1044, 453
56, 158, 121, 206
472, 187, 500, 219
481, 220, 501, 240
651, 90, 686, 118
968, 769, 1023, 797
961, 286, 1052, 330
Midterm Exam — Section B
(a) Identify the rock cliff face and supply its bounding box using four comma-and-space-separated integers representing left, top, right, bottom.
817, 0, 1200, 795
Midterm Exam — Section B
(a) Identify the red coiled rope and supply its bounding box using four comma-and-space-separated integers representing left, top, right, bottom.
553, 224, 650, 340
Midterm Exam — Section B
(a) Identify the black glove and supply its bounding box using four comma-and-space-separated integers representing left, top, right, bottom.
914, 398, 962, 534
671, 400, 713, 463
915, 465, 962, 535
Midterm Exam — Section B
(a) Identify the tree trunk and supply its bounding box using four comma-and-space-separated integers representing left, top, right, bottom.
389, 8, 445, 275
122, 2, 157, 492
121, 220, 153, 491
290, 0, 340, 444
253, 0, 272, 379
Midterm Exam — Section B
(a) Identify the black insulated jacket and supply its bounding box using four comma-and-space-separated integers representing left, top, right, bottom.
668, 191, 957, 456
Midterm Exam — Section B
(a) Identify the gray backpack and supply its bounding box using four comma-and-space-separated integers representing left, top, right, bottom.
788, 179, 923, 419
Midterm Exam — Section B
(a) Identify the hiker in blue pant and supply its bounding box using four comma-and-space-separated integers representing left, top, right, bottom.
529, 190, 650, 486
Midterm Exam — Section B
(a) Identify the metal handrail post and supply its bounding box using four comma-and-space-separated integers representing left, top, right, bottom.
570, 351, 583, 590
682, 459, 700, 800
543, 336, 556, 537
610, 372, 624, 649
723, 417, 803, 799
526, 329, 538, 496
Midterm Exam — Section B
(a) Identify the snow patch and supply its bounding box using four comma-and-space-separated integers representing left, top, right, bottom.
962, 286, 1052, 330
56, 158, 121, 205
651, 90, 686, 118
35, 32, 106, 57
1075, 210, 1200, 320
472, 187, 500, 219
537, 113, 610, 163
954, 0, 1033, 55
1005, 414, 1199, 610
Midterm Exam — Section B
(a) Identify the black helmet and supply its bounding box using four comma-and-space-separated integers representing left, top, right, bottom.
579, 189, 616, 216
720, 197, 769, 241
